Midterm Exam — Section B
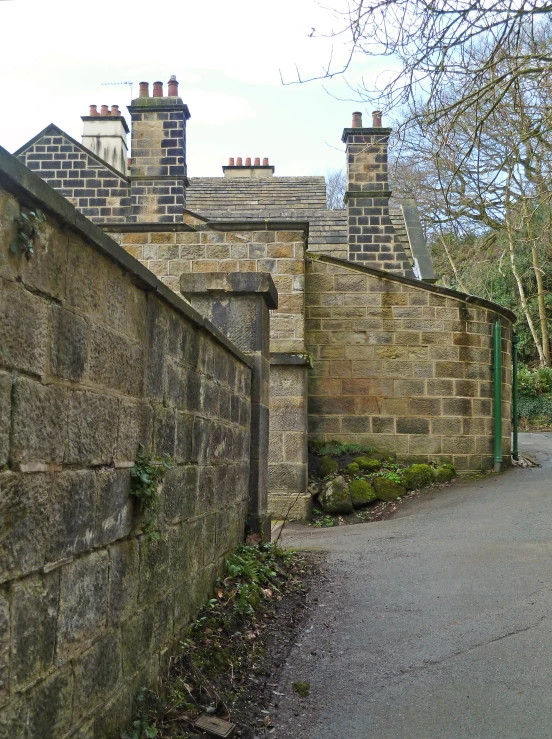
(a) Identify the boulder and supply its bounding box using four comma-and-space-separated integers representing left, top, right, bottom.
348, 479, 377, 508
434, 465, 457, 483
343, 462, 360, 476
354, 456, 381, 472
307, 482, 320, 497
318, 455, 339, 478
373, 476, 406, 501
400, 463, 435, 490
319, 476, 353, 514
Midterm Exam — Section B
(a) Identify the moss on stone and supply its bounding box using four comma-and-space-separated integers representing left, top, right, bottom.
318, 455, 339, 478
373, 476, 406, 501
319, 476, 353, 514
400, 463, 435, 491
343, 462, 360, 476
348, 479, 377, 508
434, 465, 457, 483
354, 456, 381, 472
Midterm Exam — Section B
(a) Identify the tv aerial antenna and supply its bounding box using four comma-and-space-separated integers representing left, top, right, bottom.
101, 81, 134, 102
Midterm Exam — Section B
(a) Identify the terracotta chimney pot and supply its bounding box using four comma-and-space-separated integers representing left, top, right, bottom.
236, 157, 243, 166
139, 82, 149, 98
262, 157, 269, 166
100, 105, 109, 116
352, 111, 363, 128
111, 105, 120, 116
153, 81, 163, 97
89, 105, 99, 116
254, 157, 260, 166
245, 157, 252, 166
168, 75, 179, 96
228, 157, 235, 165
372, 110, 383, 127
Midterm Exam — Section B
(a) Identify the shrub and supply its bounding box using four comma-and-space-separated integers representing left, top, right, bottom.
400, 464, 435, 490
318, 455, 339, 478
434, 465, 457, 483
348, 479, 377, 508
518, 394, 552, 424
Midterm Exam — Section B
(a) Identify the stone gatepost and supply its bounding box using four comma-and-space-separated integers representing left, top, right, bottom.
180, 272, 277, 540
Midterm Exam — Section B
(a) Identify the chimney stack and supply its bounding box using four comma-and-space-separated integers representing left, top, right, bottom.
168, 75, 179, 96
223, 156, 274, 178
82, 104, 129, 175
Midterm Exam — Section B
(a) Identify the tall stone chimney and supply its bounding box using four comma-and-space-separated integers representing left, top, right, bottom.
127, 75, 190, 223
81, 104, 129, 176
342, 111, 412, 275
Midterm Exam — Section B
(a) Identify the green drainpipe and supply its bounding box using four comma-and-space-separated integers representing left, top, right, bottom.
512, 333, 519, 461
493, 320, 503, 472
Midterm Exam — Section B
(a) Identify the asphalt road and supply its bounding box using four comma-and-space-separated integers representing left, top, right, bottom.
269, 434, 552, 739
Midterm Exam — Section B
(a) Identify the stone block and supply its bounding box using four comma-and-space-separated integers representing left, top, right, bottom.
153, 406, 177, 457
121, 607, 155, 677
393, 379, 425, 397
443, 398, 472, 417
93, 687, 133, 739
284, 432, 307, 463
435, 361, 465, 379
408, 398, 442, 416
431, 417, 462, 435
0, 373, 11, 466
268, 463, 306, 492
49, 306, 88, 382
66, 237, 107, 319
11, 571, 59, 689
163, 465, 195, 523
57, 551, 109, 659
95, 469, 133, 547
458, 346, 491, 363
396, 417, 430, 434
167, 523, 192, 589
455, 379, 479, 397
0, 472, 50, 582
145, 298, 168, 400
15, 221, 68, 302
308, 396, 355, 415
268, 492, 311, 521
67, 390, 118, 465
0, 697, 26, 739
117, 400, 154, 462
341, 416, 371, 433
443, 436, 475, 454
473, 399, 492, 416
11, 378, 67, 466
89, 324, 143, 396
426, 379, 453, 396
139, 534, 171, 604
408, 435, 442, 454
73, 631, 121, 720
108, 539, 139, 626
48, 470, 96, 562
463, 417, 486, 435
175, 412, 193, 464
25, 666, 74, 739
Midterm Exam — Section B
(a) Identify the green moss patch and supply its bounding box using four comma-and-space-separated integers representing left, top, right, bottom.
318, 455, 339, 478
373, 476, 406, 501
400, 463, 435, 490
349, 479, 377, 508
343, 462, 360, 476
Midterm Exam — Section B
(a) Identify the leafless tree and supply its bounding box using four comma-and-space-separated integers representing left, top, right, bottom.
326, 168, 346, 208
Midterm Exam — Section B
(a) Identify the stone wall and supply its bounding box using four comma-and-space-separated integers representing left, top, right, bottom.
0, 149, 253, 738
306, 256, 514, 471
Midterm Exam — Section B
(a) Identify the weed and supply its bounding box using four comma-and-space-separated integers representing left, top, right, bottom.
130, 445, 173, 541
121, 689, 158, 738
9, 207, 46, 260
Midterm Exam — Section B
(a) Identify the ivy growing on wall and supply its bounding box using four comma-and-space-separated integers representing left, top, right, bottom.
9, 207, 46, 259
130, 445, 173, 542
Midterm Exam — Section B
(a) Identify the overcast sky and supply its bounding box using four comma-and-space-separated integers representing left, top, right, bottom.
0, 0, 397, 177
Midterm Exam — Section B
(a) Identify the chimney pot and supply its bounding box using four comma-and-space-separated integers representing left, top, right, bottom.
228, 157, 235, 166
168, 75, 179, 96
236, 157, 243, 166
245, 157, 251, 166
100, 105, 109, 116
372, 110, 383, 127
352, 111, 363, 128
139, 82, 149, 98
89, 105, 99, 116
111, 104, 120, 116
254, 157, 260, 166
262, 157, 269, 166
153, 81, 163, 97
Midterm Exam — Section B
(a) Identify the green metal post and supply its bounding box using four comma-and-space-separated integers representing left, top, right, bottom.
493, 321, 503, 472
512, 333, 519, 461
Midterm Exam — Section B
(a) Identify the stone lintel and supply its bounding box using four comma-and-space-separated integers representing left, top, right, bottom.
180, 272, 278, 311
270, 352, 311, 366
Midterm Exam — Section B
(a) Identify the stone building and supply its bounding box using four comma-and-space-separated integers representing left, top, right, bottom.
15, 74, 515, 520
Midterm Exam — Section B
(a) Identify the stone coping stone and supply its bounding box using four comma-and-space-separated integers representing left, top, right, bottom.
270, 353, 310, 366
180, 272, 278, 310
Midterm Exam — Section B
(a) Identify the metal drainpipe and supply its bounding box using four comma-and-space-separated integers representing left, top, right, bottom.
512, 333, 519, 461
493, 320, 503, 472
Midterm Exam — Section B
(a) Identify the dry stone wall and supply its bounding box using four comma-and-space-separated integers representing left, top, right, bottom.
306, 256, 513, 471
0, 157, 253, 739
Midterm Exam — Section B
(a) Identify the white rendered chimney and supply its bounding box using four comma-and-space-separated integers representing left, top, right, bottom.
81, 104, 130, 176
